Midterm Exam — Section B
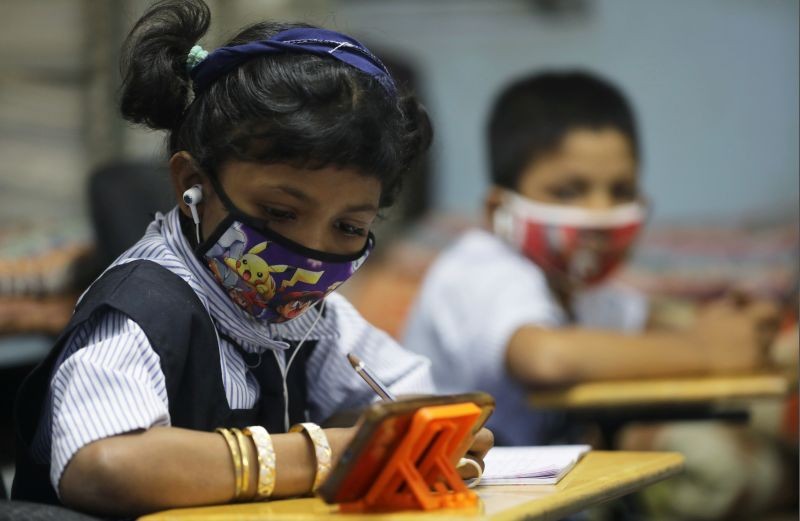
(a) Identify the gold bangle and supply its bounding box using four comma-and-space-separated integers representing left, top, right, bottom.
244, 426, 276, 500
232, 428, 252, 500
216, 428, 242, 500
289, 422, 331, 493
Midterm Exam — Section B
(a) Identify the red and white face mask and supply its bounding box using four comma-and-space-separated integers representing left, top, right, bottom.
493, 191, 645, 287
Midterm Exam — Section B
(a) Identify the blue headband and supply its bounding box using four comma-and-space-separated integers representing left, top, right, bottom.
188, 27, 397, 96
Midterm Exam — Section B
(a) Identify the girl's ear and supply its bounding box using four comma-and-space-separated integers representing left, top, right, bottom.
484, 185, 505, 229
169, 151, 205, 219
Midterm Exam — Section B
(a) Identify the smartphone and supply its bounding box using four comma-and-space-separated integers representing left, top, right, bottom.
317, 392, 494, 504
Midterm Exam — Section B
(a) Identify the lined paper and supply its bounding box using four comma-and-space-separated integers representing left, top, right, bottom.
480, 445, 591, 485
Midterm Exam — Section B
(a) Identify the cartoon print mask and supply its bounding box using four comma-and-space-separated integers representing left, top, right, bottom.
492, 191, 645, 286
196, 181, 373, 323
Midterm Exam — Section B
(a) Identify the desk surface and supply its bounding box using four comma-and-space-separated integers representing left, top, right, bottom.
140, 451, 684, 521
529, 372, 793, 410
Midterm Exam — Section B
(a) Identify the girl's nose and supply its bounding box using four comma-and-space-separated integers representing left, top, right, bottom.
297, 227, 329, 253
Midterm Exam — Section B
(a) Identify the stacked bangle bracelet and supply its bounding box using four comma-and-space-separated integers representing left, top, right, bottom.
243, 425, 277, 500
216, 427, 245, 500
218, 423, 329, 500
232, 428, 251, 498
289, 422, 332, 492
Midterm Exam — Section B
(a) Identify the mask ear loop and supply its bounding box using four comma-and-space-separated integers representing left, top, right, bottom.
492, 205, 513, 240
491, 189, 521, 244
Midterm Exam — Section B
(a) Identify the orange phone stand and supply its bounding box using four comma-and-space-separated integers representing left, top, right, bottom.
339, 402, 482, 513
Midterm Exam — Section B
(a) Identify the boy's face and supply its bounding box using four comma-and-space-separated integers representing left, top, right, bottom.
515, 128, 638, 209
485, 127, 644, 289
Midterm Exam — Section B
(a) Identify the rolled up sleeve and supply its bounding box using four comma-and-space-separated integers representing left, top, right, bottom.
49, 310, 170, 494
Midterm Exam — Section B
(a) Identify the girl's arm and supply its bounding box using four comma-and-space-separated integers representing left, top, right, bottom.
59, 426, 355, 517
507, 298, 780, 385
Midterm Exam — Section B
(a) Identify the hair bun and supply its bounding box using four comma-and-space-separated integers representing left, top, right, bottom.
120, 0, 211, 130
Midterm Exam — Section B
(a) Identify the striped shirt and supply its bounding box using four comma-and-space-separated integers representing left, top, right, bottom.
33, 208, 434, 493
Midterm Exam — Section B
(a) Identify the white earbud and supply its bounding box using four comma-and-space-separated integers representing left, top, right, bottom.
182, 184, 203, 243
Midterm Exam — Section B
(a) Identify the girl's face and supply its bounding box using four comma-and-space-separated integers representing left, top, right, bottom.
516, 128, 638, 210
173, 157, 381, 255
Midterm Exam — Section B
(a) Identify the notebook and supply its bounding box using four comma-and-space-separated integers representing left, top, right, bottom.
479, 445, 591, 485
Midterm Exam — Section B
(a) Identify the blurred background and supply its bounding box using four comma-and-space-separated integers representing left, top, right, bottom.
0, 0, 797, 519
2, 0, 798, 222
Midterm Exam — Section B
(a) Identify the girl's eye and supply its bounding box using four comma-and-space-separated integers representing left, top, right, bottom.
337, 222, 367, 237
262, 207, 296, 221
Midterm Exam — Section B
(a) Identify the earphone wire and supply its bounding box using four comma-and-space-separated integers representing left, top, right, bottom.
285, 298, 326, 374
278, 298, 327, 431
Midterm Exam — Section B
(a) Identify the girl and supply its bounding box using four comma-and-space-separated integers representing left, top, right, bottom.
12, 0, 491, 516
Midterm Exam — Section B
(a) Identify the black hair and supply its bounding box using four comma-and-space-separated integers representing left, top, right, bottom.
487, 70, 638, 190
120, 0, 432, 207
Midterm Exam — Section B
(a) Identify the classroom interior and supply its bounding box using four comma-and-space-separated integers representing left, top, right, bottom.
0, 1, 797, 520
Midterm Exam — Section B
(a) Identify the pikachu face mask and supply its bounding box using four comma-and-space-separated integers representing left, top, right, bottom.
196, 182, 373, 323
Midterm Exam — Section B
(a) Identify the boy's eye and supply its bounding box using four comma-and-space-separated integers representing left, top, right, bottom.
336, 222, 367, 237
611, 181, 637, 202
548, 179, 587, 201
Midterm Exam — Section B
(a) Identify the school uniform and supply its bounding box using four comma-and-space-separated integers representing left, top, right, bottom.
13, 208, 433, 504
402, 228, 647, 446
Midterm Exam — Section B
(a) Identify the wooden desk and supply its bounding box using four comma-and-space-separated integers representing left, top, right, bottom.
529, 372, 793, 410
140, 451, 684, 521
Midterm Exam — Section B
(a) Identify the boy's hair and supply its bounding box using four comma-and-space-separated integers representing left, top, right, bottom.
487, 71, 639, 190
120, 0, 432, 208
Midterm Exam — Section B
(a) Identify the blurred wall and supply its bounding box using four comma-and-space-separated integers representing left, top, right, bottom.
0, 0, 88, 221
1, 0, 797, 225
332, 0, 799, 223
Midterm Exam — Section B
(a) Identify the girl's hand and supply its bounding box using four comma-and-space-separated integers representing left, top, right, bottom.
325, 427, 358, 466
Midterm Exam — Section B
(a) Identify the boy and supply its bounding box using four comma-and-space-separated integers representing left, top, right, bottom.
403, 71, 778, 446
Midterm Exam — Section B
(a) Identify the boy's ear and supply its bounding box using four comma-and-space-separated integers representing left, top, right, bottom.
483, 185, 505, 229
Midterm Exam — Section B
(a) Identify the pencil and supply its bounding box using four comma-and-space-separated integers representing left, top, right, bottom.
346, 353, 397, 402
